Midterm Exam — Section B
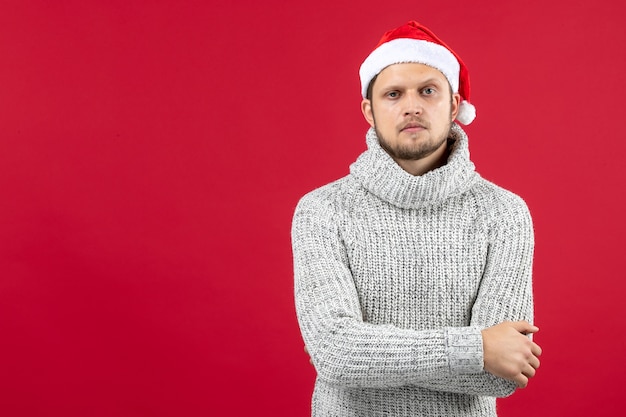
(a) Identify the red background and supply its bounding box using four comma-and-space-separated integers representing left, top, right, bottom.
1, 1, 624, 416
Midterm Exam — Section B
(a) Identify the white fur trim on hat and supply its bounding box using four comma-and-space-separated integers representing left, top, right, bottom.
359, 38, 460, 98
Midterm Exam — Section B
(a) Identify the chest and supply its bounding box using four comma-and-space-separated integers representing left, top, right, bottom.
342, 199, 489, 327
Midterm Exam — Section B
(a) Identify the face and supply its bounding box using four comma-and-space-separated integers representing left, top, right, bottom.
361, 63, 461, 172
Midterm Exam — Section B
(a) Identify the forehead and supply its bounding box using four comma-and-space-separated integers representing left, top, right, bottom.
375, 62, 448, 87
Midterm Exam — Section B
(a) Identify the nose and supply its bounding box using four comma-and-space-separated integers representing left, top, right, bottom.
403, 92, 423, 116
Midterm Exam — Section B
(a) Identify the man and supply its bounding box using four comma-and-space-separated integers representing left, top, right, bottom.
291, 21, 542, 416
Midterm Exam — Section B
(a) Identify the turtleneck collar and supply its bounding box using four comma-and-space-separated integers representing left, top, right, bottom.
349, 123, 480, 209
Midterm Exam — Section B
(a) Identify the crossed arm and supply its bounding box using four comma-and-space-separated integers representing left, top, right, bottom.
305, 320, 540, 390
293, 194, 542, 396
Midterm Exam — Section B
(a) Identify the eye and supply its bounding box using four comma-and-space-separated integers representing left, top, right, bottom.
422, 87, 436, 95
386, 91, 400, 98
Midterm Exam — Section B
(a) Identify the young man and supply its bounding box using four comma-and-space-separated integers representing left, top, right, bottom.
292, 21, 542, 416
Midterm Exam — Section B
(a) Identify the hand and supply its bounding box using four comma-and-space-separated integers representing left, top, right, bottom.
481, 320, 542, 388
304, 345, 313, 365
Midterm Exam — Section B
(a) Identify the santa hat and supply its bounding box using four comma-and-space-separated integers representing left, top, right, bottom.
359, 21, 476, 125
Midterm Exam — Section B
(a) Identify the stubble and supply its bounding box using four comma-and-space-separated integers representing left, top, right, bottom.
374, 118, 453, 161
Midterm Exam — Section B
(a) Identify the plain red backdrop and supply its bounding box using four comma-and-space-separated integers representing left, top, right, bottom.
1, 1, 624, 416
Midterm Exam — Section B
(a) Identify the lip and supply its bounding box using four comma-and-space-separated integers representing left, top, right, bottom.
401, 123, 425, 132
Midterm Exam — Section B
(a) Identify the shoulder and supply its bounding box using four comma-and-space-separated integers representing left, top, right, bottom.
294, 175, 362, 218
471, 178, 530, 214
291, 176, 363, 247
469, 178, 533, 232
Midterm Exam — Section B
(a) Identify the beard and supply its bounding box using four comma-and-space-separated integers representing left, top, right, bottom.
374, 119, 453, 161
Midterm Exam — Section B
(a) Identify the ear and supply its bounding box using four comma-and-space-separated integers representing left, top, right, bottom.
361, 98, 375, 127
450, 93, 461, 122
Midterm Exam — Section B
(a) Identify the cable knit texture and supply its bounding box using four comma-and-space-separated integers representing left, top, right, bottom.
292, 124, 534, 416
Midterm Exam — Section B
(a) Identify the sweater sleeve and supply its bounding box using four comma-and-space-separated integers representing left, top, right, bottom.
292, 191, 486, 389
410, 191, 535, 397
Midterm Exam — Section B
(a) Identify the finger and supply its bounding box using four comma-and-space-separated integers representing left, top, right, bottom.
528, 355, 540, 370
511, 320, 539, 334
522, 363, 536, 379
304, 345, 314, 365
515, 374, 529, 389
531, 342, 543, 357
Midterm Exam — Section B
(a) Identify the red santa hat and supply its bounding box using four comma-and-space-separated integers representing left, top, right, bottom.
359, 21, 476, 125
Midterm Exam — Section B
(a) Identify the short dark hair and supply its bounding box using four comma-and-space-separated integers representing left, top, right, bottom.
365, 74, 378, 101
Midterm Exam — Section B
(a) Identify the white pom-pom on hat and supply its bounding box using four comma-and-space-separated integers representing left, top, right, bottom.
456, 100, 476, 125
360, 21, 476, 125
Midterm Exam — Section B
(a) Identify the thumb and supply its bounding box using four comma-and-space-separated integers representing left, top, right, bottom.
510, 320, 539, 334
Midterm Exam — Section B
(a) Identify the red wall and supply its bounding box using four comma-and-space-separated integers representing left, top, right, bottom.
1, 1, 624, 416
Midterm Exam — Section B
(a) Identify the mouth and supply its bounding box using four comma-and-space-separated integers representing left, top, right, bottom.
401, 122, 425, 133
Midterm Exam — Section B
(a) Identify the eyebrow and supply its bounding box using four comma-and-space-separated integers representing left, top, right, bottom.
416, 77, 445, 86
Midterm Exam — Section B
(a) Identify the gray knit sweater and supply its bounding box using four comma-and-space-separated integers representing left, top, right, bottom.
292, 124, 534, 416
